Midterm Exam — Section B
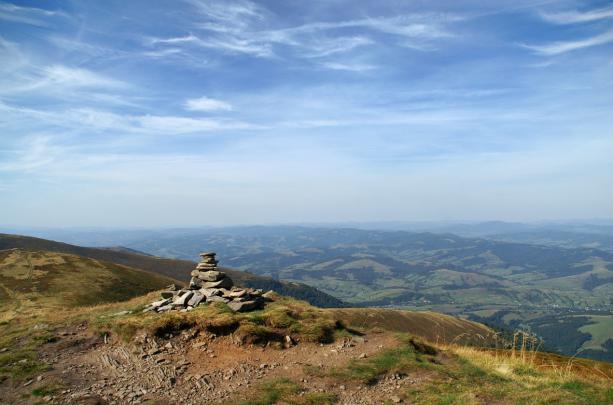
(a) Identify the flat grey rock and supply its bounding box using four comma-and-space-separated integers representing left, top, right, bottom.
201, 277, 233, 289
206, 295, 230, 304
173, 291, 194, 306
187, 292, 204, 307
157, 304, 173, 312
227, 298, 264, 312
151, 298, 170, 308
189, 277, 203, 289
196, 271, 223, 282
200, 288, 223, 297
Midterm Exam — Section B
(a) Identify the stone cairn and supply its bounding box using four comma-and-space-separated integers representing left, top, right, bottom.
144, 252, 271, 313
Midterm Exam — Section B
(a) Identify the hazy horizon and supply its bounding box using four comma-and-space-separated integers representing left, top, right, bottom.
2, 0, 613, 227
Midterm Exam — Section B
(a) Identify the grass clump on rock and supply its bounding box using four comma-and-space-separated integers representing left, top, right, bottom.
99, 296, 348, 345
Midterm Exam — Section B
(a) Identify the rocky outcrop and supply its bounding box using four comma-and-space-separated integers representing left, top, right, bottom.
144, 252, 271, 313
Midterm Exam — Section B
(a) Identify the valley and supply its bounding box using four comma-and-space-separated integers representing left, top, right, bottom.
55, 225, 612, 362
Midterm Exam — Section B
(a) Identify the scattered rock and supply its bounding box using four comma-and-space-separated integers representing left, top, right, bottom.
262, 290, 277, 301
227, 298, 265, 312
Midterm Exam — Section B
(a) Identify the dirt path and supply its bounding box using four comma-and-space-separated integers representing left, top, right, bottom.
4, 324, 430, 404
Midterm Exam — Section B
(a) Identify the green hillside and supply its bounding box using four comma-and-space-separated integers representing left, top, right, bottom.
0, 249, 178, 314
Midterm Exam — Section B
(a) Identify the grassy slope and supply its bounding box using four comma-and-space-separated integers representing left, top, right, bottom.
229, 334, 613, 405
328, 308, 492, 345
0, 249, 179, 379
0, 233, 346, 308
0, 249, 179, 314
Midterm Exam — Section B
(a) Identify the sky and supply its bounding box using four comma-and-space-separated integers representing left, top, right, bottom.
1, 0, 612, 227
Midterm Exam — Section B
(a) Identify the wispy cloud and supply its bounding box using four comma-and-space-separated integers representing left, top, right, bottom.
522, 29, 613, 55
539, 6, 613, 24
320, 62, 377, 72
39, 65, 125, 89
148, 2, 458, 59
0, 64, 127, 95
0, 36, 27, 73
0, 102, 256, 135
0, 1, 67, 26
187, 0, 266, 28
185, 96, 233, 112
0, 135, 61, 172
303, 36, 374, 58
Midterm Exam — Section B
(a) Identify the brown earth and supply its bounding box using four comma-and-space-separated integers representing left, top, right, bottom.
1, 324, 433, 405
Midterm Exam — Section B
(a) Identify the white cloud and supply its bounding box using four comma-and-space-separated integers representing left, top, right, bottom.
0, 135, 62, 172
185, 96, 233, 112
187, 0, 265, 28
305, 36, 373, 58
539, 6, 613, 24
522, 29, 613, 55
320, 62, 377, 72
40, 65, 125, 89
0, 64, 127, 95
148, 4, 457, 59
64, 108, 256, 134
150, 34, 199, 45
0, 102, 255, 135
0, 1, 67, 26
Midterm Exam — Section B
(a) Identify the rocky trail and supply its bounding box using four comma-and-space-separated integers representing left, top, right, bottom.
2, 322, 432, 405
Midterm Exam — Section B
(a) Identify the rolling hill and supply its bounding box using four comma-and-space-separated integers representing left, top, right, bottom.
87, 225, 613, 362
0, 232, 611, 403
0, 233, 346, 308
0, 249, 178, 314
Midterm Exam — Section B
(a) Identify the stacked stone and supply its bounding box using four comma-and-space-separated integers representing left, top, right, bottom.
189, 252, 232, 290
144, 252, 273, 314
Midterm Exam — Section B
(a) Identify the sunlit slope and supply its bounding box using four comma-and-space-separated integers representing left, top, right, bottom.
0, 233, 346, 307
328, 308, 492, 344
0, 249, 179, 314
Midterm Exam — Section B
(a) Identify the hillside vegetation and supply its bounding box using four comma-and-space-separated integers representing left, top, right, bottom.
0, 249, 178, 314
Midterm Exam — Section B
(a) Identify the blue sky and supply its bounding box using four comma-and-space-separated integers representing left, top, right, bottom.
1, 0, 612, 226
